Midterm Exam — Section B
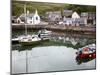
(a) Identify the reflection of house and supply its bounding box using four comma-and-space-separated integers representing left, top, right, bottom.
17, 10, 40, 24
81, 12, 96, 25
52, 36, 78, 45
51, 33, 92, 46
70, 38, 78, 46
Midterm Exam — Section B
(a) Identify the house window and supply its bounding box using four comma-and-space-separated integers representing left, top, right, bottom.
36, 17, 38, 20
30, 21, 32, 24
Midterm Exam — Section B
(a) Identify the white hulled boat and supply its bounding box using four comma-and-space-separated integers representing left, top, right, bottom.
38, 29, 52, 38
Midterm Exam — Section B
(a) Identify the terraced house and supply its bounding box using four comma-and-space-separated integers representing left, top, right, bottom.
46, 10, 96, 26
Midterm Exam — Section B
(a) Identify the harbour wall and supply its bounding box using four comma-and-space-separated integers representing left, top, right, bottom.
12, 23, 96, 34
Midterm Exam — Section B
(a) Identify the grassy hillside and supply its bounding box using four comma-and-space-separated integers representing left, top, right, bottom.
12, 1, 96, 16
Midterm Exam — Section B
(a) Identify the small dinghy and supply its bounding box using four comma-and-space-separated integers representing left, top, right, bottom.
38, 29, 52, 34
12, 37, 19, 44
76, 44, 96, 64
38, 29, 52, 38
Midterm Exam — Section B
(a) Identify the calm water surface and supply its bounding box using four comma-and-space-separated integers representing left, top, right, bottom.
12, 30, 96, 74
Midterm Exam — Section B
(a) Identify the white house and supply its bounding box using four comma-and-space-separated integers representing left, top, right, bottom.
72, 12, 80, 18
17, 10, 40, 25
62, 12, 87, 26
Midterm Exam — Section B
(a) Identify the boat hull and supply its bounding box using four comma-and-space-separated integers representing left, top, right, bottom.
76, 51, 96, 64
76, 51, 96, 59
20, 39, 49, 46
12, 40, 19, 44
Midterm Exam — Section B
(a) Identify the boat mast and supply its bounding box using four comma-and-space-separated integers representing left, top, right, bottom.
24, 4, 27, 35
24, 4, 28, 73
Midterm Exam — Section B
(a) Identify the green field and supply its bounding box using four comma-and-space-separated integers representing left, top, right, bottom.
12, 1, 96, 16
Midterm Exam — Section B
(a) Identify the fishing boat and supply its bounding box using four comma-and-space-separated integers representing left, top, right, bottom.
19, 35, 41, 45
76, 44, 96, 64
19, 35, 49, 46
38, 29, 51, 34
38, 29, 52, 38
12, 37, 19, 44
12, 35, 26, 44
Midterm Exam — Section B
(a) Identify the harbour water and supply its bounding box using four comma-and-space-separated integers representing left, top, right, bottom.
12, 30, 96, 74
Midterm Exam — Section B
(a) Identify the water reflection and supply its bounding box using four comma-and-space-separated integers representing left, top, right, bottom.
12, 35, 95, 51
76, 56, 96, 65
12, 31, 96, 74
12, 46, 96, 74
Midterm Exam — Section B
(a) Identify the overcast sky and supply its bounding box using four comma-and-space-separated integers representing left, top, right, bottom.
17, 0, 96, 5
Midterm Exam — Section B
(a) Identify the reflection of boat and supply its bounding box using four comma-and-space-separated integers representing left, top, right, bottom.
76, 44, 96, 64
12, 39, 50, 51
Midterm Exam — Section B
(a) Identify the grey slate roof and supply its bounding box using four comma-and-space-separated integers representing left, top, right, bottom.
19, 13, 35, 22
63, 10, 73, 17
20, 13, 35, 18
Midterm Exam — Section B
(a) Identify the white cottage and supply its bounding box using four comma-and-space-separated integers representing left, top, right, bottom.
17, 10, 40, 25
62, 12, 87, 26
72, 12, 80, 18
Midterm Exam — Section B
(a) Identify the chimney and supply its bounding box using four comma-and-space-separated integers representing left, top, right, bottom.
35, 9, 38, 15
27, 10, 29, 14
